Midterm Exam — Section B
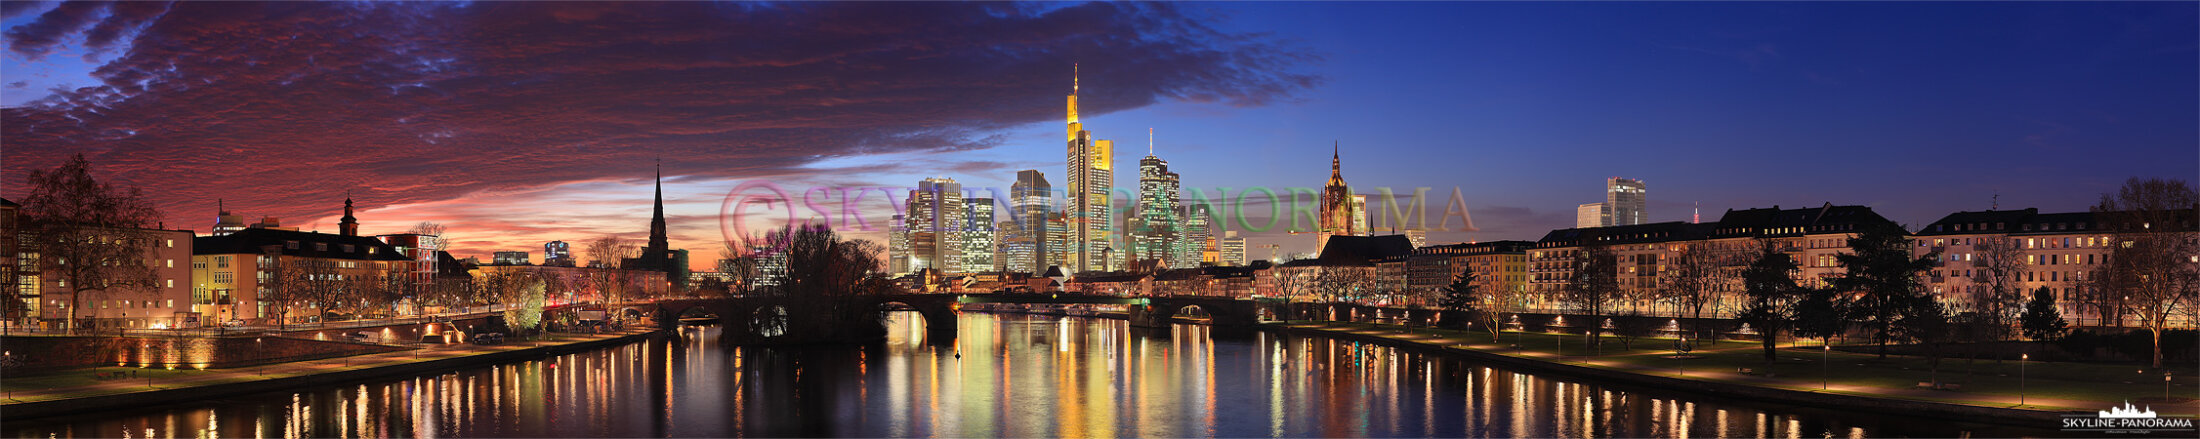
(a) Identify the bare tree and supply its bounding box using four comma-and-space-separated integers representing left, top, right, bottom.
1563, 244, 1620, 350
1967, 235, 2027, 353
1265, 264, 1315, 302
408, 222, 447, 239
1312, 266, 1377, 304
1659, 242, 1727, 346
19, 154, 162, 333
283, 257, 348, 324
585, 236, 638, 305
718, 236, 762, 297
2093, 177, 2200, 369
345, 266, 394, 318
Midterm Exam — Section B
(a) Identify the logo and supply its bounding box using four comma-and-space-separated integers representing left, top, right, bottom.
2063, 401, 2195, 434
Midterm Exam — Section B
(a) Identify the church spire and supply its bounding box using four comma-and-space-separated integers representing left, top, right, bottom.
647, 160, 668, 258
1331, 141, 1341, 177
339, 194, 359, 236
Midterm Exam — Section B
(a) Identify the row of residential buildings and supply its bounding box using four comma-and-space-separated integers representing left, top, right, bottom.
910, 202, 2189, 330
2, 170, 691, 331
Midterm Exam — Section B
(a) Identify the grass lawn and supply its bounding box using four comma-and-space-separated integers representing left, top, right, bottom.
2, 332, 598, 402
1280, 321, 2198, 409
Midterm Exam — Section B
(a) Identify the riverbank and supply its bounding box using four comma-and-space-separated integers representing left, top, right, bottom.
1, 326, 663, 420
1267, 321, 2198, 429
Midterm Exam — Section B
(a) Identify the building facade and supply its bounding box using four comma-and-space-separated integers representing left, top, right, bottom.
1133, 149, 1181, 268
1606, 177, 1647, 226
1063, 65, 1117, 274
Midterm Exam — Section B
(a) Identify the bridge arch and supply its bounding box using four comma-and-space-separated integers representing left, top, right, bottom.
876, 299, 958, 345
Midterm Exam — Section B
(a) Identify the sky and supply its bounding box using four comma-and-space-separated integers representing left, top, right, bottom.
3, 1, 2194, 270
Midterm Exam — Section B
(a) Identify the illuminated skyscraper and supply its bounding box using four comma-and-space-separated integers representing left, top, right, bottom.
900, 177, 966, 273
1220, 230, 1248, 267
1064, 64, 1115, 273
1009, 170, 1054, 274
1180, 204, 1212, 267
1606, 177, 1647, 226
961, 197, 996, 273
1134, 132, 1181, 268
888, 214, 910, 274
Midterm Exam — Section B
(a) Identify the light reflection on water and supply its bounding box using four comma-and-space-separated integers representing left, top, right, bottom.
6, 312, 2045, 438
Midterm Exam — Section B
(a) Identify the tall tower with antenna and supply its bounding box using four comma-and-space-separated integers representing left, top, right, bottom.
1065, 64, 1116, 273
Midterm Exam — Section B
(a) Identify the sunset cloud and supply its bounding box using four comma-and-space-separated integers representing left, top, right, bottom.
1, 1, 1318, 266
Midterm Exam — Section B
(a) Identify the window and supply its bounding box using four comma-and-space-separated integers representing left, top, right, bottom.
342, 244, 354, 253
286, 241, 299, 250
165, 239, 174, 248
166, 259, 173, 268
216, 256, 230, 268
315, 243, 327, 252
166, 279, 174, 288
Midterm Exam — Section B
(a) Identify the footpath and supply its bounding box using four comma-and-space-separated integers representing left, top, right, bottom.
1, 326, 661, 419
1273, 321, 2199, 428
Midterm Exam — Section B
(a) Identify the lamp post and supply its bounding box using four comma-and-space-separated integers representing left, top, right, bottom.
2019, 353, 2028, 406
1822, 343, 1830, 390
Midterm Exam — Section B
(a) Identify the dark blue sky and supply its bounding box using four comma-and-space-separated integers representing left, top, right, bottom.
1082, 2, 2198, 251
3, 2, 2193, 262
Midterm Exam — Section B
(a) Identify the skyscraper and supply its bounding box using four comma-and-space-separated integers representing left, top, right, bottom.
888, 214, 910, 274
1578, 202, 1606, 228
1134, 132, 1181, 268
961, 197, 996, 273
1180, 203, 1212, 267
1009, 170, 1054, 274
1606, 177, 1647, 226
901, 177, 966, 273
1064, 64, 1115, 274
1220, 230, 1248, 267
1318, 142, 1359, 252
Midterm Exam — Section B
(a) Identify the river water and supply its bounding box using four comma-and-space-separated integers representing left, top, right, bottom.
6, 312, 2047, 438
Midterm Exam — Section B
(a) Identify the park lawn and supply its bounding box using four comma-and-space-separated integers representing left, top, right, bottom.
1278, 321, 2197, 408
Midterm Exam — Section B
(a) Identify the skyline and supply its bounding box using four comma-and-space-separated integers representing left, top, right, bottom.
3, 2, 2195, 269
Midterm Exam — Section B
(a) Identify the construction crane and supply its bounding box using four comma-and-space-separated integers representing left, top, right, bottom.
1258, 244, 1282, 263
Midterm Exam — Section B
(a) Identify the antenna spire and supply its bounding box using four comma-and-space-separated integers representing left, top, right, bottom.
1073, 63, 1079, 94
1148, 127, 1154, 155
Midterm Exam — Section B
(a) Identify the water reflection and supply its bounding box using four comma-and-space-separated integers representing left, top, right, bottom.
7, 312, 2044, 438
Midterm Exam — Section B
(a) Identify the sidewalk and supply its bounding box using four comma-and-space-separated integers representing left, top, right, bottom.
1279, 322, 2200, 417
2, 326, 658, 406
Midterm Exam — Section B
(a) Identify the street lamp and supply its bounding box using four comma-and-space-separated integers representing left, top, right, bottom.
1822, 343, 1831, 390
2019, 353, 2028, 406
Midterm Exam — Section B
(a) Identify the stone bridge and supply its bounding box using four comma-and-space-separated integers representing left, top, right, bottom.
630, 293, 1273, 345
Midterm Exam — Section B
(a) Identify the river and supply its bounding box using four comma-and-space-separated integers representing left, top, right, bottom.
5, 312, 2047, 438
